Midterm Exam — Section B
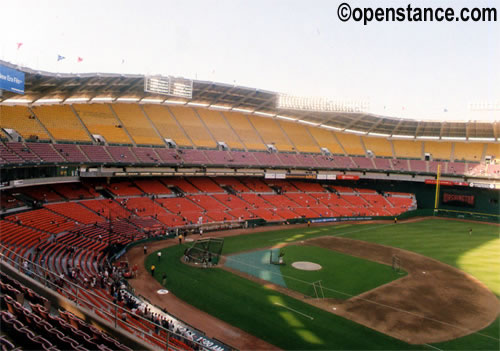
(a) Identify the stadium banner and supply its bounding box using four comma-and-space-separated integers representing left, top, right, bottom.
0, 64, 25, 94
337, 175, 360, 180
441, 192, 475, 207
312, 216, 372, 223
425, 179, 468, 186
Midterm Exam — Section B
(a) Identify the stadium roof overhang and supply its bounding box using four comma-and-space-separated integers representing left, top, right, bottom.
0, 60, 498, 141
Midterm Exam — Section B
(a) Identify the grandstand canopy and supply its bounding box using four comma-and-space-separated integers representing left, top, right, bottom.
0, 60, 497, 140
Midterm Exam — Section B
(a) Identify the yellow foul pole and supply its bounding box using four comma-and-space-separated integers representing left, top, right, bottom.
434, 164, 441, 213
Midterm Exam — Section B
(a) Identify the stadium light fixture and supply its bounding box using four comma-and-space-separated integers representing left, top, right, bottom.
368, 132, 390, 137
416, 136, 440, 140
320, 125, 342, 131
1, 98, 32, 104
232, 107, 253, 114
209, 105, 231, 110
164, 100, 187, 105
391, 134, 414, 139
441, 136, 466, 141
33, 98, 63, 104
468, 137, 496, 142
64, 97, 89, 103
187, 102, 209, 107
117, 97, 140, 102
298, 120, 319, 126
91, 97, 114, 102
276, 115, 297, 121
344, 129, 366, 135
140, 98, 164, 104
254, 111, 276, 117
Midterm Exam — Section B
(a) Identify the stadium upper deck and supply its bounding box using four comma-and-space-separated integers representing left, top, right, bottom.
0, 60, 498, 180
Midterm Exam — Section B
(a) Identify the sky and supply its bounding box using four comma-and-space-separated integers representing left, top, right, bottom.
1, 0, 499, 121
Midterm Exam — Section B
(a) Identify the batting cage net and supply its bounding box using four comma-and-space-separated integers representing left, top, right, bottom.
184, 238, 224, 266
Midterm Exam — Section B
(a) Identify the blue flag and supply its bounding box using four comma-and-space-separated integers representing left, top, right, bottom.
57, 55, 65, 61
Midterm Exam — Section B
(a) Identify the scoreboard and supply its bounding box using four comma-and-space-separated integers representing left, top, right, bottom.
144, 75, 193, 99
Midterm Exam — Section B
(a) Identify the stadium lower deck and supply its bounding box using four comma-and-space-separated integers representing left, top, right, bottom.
0, 177, 416, 350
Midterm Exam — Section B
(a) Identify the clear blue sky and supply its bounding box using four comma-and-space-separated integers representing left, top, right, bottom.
1, 0, 498, 121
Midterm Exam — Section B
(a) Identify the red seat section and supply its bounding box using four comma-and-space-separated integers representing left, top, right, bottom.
134, 179, 172, 195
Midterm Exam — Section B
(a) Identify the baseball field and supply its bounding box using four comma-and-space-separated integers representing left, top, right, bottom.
144, 218, 500, 350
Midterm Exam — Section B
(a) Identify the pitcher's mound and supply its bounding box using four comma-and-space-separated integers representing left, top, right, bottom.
292, 261, 322, 271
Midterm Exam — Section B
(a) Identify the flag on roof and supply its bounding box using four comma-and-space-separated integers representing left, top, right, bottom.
77, 57, 83, 63
16, 43, 23, 50
57, 55, 65, 61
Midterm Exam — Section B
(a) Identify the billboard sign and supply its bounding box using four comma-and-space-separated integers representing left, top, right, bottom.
0, 64, 25, 94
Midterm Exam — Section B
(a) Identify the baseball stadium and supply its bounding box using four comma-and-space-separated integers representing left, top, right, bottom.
0, 2, 499, 350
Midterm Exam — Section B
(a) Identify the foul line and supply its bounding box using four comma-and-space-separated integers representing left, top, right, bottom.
274, 302, 314, 320
424, 343, 443, 351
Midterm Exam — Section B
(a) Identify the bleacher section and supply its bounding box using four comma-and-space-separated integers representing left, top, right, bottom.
308, 127, 345, 155
248, 115, 294, 152
111, 104, 163, 146
196, 109, 245, 150
168, 106, 216, 148
0, 104, 498, 178
0, 105, 51, 141
362, 136, 393, 157
32, 105, 92, 142
1, 139, 498, 177
453, 142, 484, 162
142, 104, 192, 147
392, 140, 422, 159
278, 121, 320, 153
222, 112, 267, 150
335, 133, 364, 155
73, 104, 132, 144
424, 141, 452, 160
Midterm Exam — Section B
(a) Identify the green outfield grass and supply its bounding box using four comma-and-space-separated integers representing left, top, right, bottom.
145, 219, 499, 350
278, 245, 406, 299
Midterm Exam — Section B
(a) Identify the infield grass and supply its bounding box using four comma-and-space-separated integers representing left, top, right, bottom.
146, 218, 499, 350
279, 245, 406, 299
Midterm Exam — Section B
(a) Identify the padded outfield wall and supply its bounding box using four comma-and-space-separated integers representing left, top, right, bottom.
331, 179, 499, 217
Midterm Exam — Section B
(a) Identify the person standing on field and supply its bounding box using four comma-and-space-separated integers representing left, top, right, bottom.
150, 265, 155, 276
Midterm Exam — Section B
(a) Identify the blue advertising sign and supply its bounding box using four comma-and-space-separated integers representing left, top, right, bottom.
0, 64, 25, 94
